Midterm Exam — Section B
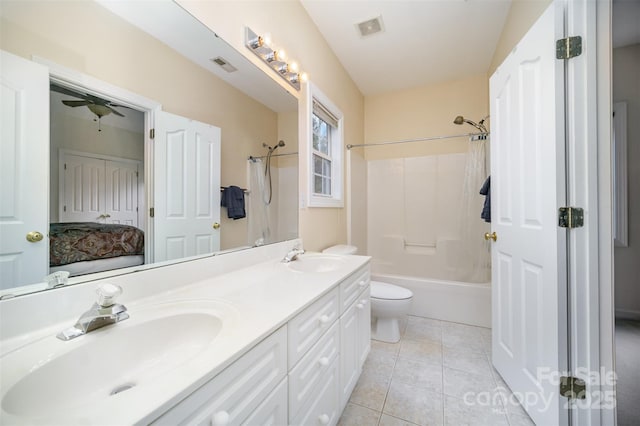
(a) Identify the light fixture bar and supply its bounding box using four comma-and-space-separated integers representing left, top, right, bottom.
245, 27, 304, 91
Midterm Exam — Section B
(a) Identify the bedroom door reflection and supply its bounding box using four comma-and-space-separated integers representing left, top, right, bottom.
49, 83, 147, 278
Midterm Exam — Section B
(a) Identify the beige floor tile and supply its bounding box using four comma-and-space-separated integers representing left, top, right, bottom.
399, 339, 443, 365
379, 413, 420, 426
443, 395, 509, 426
443, 346, 493, 377
507, 412, 536, 426
383, 380, 444, 426
404, 323, 442, 345
393, 357, 443, 392
407, 316, 443, 329
371, 339, 402, 357
350, 371, 392, 412
443, 367, 497, 400
337, 402, 381, 426
363, 351, 397, 379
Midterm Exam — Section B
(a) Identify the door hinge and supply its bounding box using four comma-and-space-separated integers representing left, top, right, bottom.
559, 207, 584, 228
149, 207, 154, 218
556, 36, 582, 59
560, 376, 587, 399
150, 128, 155, 139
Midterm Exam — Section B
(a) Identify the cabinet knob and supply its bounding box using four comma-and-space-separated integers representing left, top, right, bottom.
211, 411, 230, 426
356, 303, 364, 309
318, 357, 329, 367
318, 414, 330, 425
319, 314, 330, 325
358, 280, 366, 287
360, 299, 368, 305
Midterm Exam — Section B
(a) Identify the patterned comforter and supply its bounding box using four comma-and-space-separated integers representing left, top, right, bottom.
50, 222, 144, 267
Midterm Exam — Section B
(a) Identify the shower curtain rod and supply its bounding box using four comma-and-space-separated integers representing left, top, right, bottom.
248, 151, 299, 161
346, 132, 488, 150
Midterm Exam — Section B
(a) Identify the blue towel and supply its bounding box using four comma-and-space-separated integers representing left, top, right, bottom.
221, 186, 246, 220
480, 176, 491, 223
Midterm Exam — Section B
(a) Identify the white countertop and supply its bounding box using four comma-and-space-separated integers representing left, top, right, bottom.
0, 245, 370, 425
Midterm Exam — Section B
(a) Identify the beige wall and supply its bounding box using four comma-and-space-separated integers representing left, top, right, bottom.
178, 0, 365, 252
364, 73, 489, 161
613, 44, 640, 316
489, 0, 552, 75
0, 0, 282, 251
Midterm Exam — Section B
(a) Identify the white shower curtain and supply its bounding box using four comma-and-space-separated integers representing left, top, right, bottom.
248, 159, 271, 246
459, 137, 491, 283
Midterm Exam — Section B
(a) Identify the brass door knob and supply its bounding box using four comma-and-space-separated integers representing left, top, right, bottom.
484, 232, 497, 242
26, 231, 44, 243
213, 222, 220, 230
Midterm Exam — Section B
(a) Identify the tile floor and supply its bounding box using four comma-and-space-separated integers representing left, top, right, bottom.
338, 316, 536, 426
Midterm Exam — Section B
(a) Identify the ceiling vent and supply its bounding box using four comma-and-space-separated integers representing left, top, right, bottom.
356, 16, 385, 37
210, 56, 237, 73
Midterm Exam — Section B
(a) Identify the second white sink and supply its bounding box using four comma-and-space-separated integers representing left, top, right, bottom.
287, 254, 347, 273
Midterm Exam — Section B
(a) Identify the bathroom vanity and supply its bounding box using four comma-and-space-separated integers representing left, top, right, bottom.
0, 241, 371, 425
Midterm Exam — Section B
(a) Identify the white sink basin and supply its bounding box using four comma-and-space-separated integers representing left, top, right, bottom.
287, 254, 347, 273
0, 299, 236, 422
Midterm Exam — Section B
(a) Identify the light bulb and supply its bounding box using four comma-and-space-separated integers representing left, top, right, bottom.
262, 32, 272, 47
289, 62, 299, 73
276, 49, 287, 62
300, 72, 309, 82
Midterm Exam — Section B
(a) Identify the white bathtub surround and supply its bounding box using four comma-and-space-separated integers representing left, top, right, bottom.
372, 274, 491, 328
368, 153, 490, 283
0, 241, 371, 425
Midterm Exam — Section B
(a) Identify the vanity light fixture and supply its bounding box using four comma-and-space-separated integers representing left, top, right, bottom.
245, 27, 305, 90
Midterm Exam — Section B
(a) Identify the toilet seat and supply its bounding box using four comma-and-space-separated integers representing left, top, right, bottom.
370, 281, 413, 300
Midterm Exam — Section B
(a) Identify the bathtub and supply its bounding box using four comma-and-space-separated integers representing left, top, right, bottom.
371, 273, 491, 328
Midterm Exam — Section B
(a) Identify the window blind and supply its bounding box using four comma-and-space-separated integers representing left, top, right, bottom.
312, 99, 339, 128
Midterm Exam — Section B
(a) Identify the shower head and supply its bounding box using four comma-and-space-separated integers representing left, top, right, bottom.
453, 115, 487, 133
277, 140, 285, 147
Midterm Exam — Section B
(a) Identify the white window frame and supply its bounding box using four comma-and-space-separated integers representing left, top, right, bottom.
306, 83, 344, 208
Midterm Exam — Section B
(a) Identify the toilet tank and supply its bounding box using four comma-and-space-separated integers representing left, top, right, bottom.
322, 245, 358, 255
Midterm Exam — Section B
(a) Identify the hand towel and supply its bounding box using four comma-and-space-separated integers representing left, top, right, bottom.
221, 186, 246, 220
480, 176, 491, 223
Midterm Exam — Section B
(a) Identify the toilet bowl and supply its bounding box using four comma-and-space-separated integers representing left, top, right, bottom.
322, 245, 413, 343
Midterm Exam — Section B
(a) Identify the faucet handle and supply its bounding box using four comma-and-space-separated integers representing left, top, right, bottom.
96, 283, 123, 307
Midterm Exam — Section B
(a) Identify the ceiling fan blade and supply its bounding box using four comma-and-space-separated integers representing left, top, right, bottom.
108, 106, 125, 117
51, 83, 89, 100
62, 100, 92, 107
108, 103, 133, 110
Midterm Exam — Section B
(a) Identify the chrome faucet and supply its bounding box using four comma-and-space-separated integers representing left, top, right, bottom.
282, 246, 305, 263
57, 283, 129, 341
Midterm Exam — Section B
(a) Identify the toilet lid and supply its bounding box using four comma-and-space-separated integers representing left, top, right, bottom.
370, 281, 413, 300
322, 245, 358, 255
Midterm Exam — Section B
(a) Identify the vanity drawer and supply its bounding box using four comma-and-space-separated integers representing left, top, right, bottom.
289, 321, 339, 419
290, 357, 340, 426
288, 287, 339, 369
241, 377, 288, 426
152, 325, 287, 426
339, 267, 370, 314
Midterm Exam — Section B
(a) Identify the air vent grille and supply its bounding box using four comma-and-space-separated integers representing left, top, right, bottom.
357, 16, 384, 37
210, 56, 238, 73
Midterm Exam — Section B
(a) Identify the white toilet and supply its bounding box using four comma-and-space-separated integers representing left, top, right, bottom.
322, 245, 413, 343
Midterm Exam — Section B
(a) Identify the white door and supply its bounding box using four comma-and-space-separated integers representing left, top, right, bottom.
489, 3, 568, 425
154, 111, 221, 262
61, 153, 105, 222
105, 160, 139, 226
0, 51, 49, 289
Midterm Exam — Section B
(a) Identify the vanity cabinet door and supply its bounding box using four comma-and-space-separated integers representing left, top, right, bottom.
289, 322, 339, 419
288, 287, 339, 369
339, 302, 359, 411
241, 378, 288, 426
339, 268, 369, 315
356, 286, 371, 370
290, 358, 340, 426
151, 325, 287, 426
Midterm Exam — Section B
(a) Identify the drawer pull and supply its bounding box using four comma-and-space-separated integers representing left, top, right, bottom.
356, 303, 364, 309
360, 299, 368, 305
319, 314, 330, 325
358, 280, 366, 287
212, 411, 230, 426
318, 356, 329, 367
318, 414, 330, 425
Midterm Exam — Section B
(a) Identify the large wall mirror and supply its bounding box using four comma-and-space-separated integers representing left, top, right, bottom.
0, 0, 299, 297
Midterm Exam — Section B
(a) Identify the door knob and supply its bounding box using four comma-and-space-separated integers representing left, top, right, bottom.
484, 232, 497, 242
26, 231, 44, 243
213, 222, 220, 230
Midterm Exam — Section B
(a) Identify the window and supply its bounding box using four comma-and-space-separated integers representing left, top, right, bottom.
308, 84, 343, 207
